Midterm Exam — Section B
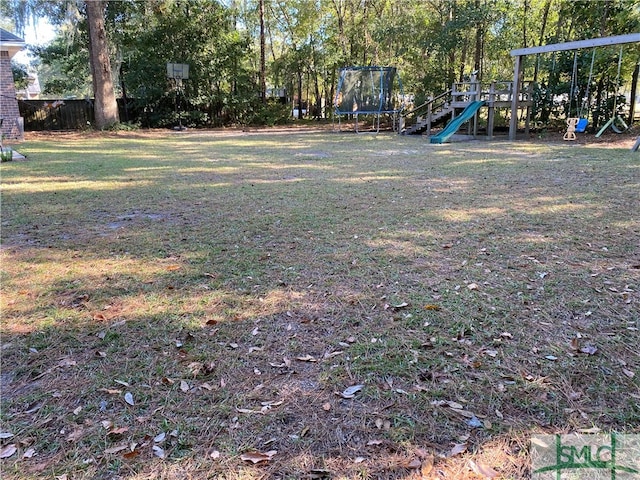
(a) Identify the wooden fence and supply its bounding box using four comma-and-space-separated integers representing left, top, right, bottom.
18, 99, 138, 131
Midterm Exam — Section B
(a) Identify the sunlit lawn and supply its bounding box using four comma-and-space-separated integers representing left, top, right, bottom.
1, 129, 639, 479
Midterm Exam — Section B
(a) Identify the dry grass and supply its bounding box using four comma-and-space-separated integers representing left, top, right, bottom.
1, 128, 639, 479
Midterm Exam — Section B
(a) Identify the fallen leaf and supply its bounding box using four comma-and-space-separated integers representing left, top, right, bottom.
187, 362, 204, 376
355, 456, 366, 463
424, 304, 441, 311
296, 354, 317, 362
338, 384, 364, 399
467, 283, 479, 290
66, 428, 85, 442
124, 392, 134, 405
467, 416, 483, 428
405, 458, 422, 469
236, 407, 258, 414
240, 450, 277, 464
123, 449, 141, 459
390, 301, 409, 309
367, 439, 383, 446
0, 432, 14, 439
23, 447, 36, 459
99, 388, 122, 395
469, 459, 500, 478
166, 265, 181, 271
323, 350, 344, 359
58, 357, 77, 367
623, 369, 635, 378
450, 443, 467, 457
152, 445, 166, 459
0, 444, 17, 459
579, 345, 598, 355
104, 444, 129, 455
431, 399, 464, 410
154, 432, 167, 443
108, 427, 129, 436
180, 380, 190, 392
419, 452, 435, 475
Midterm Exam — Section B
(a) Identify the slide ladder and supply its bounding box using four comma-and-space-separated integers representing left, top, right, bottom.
430, 101, 485, 144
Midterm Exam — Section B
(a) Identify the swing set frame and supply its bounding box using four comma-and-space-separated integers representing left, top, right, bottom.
509, 33, 640, 141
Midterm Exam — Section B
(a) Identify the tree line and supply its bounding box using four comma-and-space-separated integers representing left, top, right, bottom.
3, 0, 639, 129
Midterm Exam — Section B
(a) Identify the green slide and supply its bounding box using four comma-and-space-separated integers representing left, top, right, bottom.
430, 101, 485, 144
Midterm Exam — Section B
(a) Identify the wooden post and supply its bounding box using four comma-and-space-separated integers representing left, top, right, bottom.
487, 82, 495, 139
509, 56, 522, 141
427, 96, 433, 136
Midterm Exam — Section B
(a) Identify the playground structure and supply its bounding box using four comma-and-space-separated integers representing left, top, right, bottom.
333, 66, 404, 133
400, 33, 639, 145
509, 33, 640, 141
399, 79, 534, 142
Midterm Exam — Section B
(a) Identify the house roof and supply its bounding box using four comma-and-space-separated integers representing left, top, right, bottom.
0, 28, 26, 59
0, 28, 25, 44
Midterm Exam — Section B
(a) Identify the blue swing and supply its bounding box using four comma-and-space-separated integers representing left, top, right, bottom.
575, 118, 588, 133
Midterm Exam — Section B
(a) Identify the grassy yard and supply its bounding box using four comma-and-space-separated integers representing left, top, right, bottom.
1, 129, 638, 479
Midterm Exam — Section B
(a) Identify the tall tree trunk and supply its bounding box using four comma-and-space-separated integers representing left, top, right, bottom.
459, 38, 468, 82
533, 0, 552, 83
447, 1, 455, 86
86, 0, 119, 129
259, 0, 266, 103
594, 76, 604, 129
474, 18, 482, 75
297, 69, 303, 119
522, 0, 528, 48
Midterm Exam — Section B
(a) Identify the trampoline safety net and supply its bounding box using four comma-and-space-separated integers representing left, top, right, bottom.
334, 66, 403, 115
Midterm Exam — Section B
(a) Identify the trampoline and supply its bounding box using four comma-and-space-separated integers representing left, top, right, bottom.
334, 66, 404, 133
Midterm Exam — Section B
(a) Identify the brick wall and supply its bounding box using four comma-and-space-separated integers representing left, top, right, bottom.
1, 52, 24, 140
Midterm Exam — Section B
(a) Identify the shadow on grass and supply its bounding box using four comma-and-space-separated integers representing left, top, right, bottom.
1, 131, 638, 478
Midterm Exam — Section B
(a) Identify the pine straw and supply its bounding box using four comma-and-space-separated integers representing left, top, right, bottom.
1, 128, 638, 479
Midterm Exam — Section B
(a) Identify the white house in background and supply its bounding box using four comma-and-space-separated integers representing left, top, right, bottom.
16, 69, 42, 100
0, 27, 26, 139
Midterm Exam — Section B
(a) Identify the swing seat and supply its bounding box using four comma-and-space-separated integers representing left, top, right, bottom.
575, 118, 588, 133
